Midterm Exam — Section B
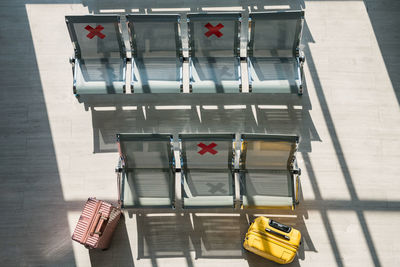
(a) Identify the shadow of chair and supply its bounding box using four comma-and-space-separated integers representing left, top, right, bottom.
89, 215, 135, 267
135, 212, 195, 267
191, 213, 248, 259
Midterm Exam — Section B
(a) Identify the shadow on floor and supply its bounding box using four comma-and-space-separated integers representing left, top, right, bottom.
135, 212, 195, 266
122, 205, 315, 266
190, 213, 248, 259
302, 16, 384, 267
89, 215, 135, 267
364, 0, 400, 106
79, 93, 317, 154
0, 1, 75, 266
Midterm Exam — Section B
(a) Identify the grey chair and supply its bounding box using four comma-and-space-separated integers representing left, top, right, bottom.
127, 15, 183, 93
240, 134, 300, 209
179, 134, 236, 208
247, 11, 305, 94
117, 134, 175, 208
65, 15, 126, 95
187, 13, 241, 93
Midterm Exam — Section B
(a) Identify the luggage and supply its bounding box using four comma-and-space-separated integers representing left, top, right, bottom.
243, 216, 301, 264
72, 197, 122, 249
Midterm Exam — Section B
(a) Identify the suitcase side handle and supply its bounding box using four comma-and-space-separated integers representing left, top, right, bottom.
265, 228, 290, 241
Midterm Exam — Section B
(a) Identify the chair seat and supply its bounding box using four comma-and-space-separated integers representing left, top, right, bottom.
75, 58, 125, 94
184, 196, 234, 208
240, 170, 294, 208
242, 195, 293, 208
122, 169, 174, 208
249, 57, 300, 93
133, 58, 182, 93
190, 57, 241, 93
183, 169, 234, 208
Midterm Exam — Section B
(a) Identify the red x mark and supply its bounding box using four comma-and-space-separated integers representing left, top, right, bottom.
85, 25, 106, 39
198, 142, 218, 155
204, 23, 224, 38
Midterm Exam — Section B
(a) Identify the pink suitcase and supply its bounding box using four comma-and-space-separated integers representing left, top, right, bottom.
72, 197, 121, 249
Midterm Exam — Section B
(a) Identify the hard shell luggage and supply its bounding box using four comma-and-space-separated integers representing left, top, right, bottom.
243, 216, 301, 264
72, 197, 121, 249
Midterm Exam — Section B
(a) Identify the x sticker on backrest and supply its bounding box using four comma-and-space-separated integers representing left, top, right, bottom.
198, 142, 218, 155
85, 25, 106, 39
204, 23, 224, 38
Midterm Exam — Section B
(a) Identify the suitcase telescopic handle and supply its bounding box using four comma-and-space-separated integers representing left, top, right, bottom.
265, 228, 290, 240
90, 212, 108, 236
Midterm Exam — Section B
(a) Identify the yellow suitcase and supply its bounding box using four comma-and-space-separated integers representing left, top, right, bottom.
243, 216, 301, 264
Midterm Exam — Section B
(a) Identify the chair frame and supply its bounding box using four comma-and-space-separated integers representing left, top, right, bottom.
187, 13, 242, 93
179, 133, 236, 208
115, 133, 301, 210
65, 15, 127, 95
116, 133, 176, 209
127, 14, 183, 93
240, 134, 301, 209
247, 11, 305, 95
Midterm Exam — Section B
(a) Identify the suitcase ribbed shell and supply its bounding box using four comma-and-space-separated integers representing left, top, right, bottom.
72, 198, 120, 249
243, 216, 301, 264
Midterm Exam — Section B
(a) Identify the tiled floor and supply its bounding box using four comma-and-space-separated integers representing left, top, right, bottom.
0, 0, 399, 266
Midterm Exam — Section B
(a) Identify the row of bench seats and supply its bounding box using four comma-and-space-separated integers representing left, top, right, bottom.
65, 11, 305, 95
116, 133, 300, 210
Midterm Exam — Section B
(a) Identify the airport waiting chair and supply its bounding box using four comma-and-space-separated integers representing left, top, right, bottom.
187, 13, 242, 93
65, 15, 127, 94
247, 11, 305, 94
240, 134, 300, 209
117, 134, 175, 208
179, 134, 236, 208
127, 15, 183, 93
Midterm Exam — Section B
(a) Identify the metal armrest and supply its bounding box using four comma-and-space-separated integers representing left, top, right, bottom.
123, 58, 127, 93
115, 157, 124, 207
188, 57, 194, 85
297, 50, 305, 95
292, 157, 301, 206
247, 59, 252, 92
130, 58, 135, 93
72, 58, 78, 95
236, 57, 242, 91
295, 171, 300, 205
69, 56, 77, 95
299, 50, 305, 64
175, 171, 182, 209
182, 60, 190, 93
234, 172, 241, 209
239, 59, 249, 93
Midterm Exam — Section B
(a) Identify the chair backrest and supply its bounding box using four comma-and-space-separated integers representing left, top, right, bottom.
248, 11, 304, 58
187, 13, 241, 58
127, 14, 182, 59
241, 134, 298, 170
66, 15, 125, 59
117, 134, 173, 169
180, 134, 235, 170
